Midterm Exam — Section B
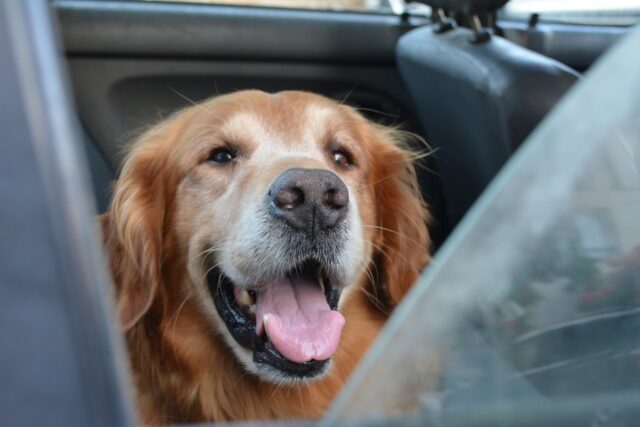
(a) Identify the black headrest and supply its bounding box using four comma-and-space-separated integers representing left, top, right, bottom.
417, 0, 509, 14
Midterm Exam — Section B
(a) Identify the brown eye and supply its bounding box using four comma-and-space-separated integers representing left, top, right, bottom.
332, 149, 353, 167
208, 147, 235, 164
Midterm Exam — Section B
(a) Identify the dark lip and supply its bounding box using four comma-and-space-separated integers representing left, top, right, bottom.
206, 262, 342, 379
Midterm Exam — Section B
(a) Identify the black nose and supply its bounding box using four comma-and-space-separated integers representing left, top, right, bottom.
269, 168, 349, 232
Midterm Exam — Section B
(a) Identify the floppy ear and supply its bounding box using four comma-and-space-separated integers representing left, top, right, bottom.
101, 132, 172, 331
369, 127, 432, 308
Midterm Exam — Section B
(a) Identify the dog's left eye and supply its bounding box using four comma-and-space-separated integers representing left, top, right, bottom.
208, 148, 236, 164
332, 149, 353, 167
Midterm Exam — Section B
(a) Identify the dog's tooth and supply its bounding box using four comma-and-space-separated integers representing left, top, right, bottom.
248, 305, 256, 315
238, 289, 253, 306
318, 274, 325, 292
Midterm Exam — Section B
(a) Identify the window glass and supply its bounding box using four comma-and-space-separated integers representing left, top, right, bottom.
324, 25, 640, 426
503, 0, 640, 26
141, 0, 397, 13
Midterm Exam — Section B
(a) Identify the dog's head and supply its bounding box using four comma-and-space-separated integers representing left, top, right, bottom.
103, 91, 430, 385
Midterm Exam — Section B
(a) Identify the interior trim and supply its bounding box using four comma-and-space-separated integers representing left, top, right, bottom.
500, 20, 627, 70
54, 0, 428, 64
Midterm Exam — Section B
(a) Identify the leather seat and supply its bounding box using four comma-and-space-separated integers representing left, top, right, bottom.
396, 0, 580, 232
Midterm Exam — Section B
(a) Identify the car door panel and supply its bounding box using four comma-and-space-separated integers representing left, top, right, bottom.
56, 0, 450, 246
68, 58, 418, 164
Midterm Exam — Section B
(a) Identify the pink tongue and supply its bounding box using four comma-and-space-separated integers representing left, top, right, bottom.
255, 276, 345, 364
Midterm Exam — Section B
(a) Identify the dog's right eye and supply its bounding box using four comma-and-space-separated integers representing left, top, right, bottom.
208, 148, 236, 164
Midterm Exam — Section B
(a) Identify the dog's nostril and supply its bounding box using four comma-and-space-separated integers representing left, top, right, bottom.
274, 187, 304, 210
324, 188, 348, 210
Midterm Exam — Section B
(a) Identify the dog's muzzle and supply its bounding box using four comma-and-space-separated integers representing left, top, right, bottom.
206, 168, 353, 381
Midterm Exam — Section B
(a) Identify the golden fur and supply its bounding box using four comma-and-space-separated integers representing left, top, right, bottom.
101, 90, 430, 423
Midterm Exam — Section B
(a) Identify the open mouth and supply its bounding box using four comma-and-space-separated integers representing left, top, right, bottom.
207, 260, 344, 379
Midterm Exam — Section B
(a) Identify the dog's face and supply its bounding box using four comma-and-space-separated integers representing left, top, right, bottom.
175, 91, 378, 382
104, 90, 430, 388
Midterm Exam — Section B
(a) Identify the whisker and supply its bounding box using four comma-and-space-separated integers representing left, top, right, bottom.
166, 85, 197, 106
216, 272, 225, 301
338, 86, 356, 106
190, 244, 224, 264
361, 224, 426, 248
362, 262, 389, 314
202, 261, 222, 288
354, 106, 400, 120
372, 241, 416, 271
358, 173, 400, 189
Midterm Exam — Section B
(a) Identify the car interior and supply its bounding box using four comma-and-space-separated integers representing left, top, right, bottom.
57, 0, 628, 247
1, 0, 638, 425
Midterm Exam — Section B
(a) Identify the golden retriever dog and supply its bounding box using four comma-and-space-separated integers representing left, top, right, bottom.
101, 90, 431, 423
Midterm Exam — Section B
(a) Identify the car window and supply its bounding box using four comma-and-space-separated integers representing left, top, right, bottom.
324, 24, 640, 426
503, 0, 640, 26
138, 0, 397, 13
